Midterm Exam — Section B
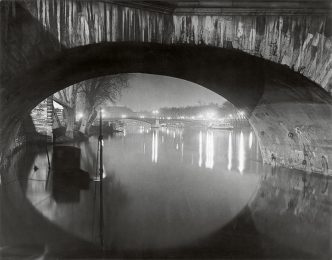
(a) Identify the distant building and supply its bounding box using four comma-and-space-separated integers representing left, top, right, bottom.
30, 99, 48, 136
54, 108, 64, 128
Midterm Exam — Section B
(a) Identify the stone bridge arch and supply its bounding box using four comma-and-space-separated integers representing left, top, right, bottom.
1, 41, 332, 174
1, 1, 332, 173
3, 1, 331, 91
1, 2, 332, 257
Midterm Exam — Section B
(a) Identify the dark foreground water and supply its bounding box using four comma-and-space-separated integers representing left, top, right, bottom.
1, 121, 323, 258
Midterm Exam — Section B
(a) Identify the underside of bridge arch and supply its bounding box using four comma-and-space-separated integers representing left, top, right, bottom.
1, 0, 332, 173
1, 41, 332, 174
2, 1, 332, 258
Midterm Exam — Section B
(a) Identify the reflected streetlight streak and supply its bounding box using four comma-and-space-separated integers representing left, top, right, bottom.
155, 131, 159, 163
205, 131, 214, 169
249, 132, 253, 149
198, 131, 202, 167
228, 132, 232, 171
152, 132, 155, 162
152, 131, 158, 163
238, 131, 245, 174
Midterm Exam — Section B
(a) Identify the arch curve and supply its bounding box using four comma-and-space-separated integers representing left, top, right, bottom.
1, 42, 332, 173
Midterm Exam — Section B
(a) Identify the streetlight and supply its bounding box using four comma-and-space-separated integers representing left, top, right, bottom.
152, 110, 159, 119
152, 110, 160, 127
239, 111, 248, 127
76, 112, 83, 122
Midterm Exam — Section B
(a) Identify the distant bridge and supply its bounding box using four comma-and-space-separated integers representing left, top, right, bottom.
101, 117, 212, 127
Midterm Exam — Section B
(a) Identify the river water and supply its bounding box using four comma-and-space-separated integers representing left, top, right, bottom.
2, 121, 264, 251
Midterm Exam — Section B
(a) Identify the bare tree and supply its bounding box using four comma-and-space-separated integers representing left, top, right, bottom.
79, 74, 130, 135
54, 83, 81, 139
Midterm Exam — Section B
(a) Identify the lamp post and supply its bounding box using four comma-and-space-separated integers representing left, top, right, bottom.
99, 108, 104, 251
239, 111, 248, 127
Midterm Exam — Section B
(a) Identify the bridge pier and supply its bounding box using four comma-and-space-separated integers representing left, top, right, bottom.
249, 76, 332, 175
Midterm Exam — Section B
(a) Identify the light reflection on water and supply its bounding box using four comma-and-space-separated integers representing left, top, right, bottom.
17, 122, 263, 250
152, 131, 158, 163
249, 131, 253, 149
228, 132, 232, 171
199, 131, 202, 167
238, 131, 245, 174
205, 130, 214, 169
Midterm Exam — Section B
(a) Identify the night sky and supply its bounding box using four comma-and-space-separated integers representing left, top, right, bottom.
116, 73, 226, 111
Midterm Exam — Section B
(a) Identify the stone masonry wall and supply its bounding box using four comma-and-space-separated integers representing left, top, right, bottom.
10, 0, 332, 93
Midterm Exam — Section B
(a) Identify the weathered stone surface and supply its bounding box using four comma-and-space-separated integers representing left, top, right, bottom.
3, 1, 330, 92
172, 15, 332, 92
2, 1, 332, 91
0, 1, 61, 84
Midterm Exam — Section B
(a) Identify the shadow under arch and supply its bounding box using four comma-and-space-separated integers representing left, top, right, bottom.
1, 42, 332, 172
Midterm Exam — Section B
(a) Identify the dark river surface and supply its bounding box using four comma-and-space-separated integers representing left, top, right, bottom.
2, 121, 329, 259
1, 121, 267, 255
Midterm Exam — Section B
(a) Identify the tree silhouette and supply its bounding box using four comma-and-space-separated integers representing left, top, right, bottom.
79, 74, 131, 135
54, 83, 81, 139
